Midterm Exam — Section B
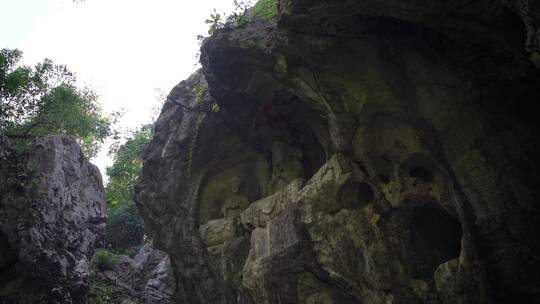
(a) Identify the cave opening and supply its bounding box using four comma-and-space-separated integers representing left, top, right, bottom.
269, 95, 328, 183
409, 203, 462, 279
409, 167, 433, 183
400, 153, 438, 185
339, 182, 375, 210
293, 124, 326, 181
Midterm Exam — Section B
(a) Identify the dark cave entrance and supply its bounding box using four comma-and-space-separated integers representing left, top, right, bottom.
400, 153, 437, 184
409, 203, 462, 279
409, 167, 433, 183
338, 182, 375, 210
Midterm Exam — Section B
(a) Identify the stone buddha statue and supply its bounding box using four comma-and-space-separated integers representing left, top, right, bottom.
269, 141, 305, 194
221, 176, 250, 218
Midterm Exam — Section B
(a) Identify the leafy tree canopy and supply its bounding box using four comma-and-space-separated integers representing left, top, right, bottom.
106, 124, 153, 206
0, 48, 116, 158
105, 124, 153, 251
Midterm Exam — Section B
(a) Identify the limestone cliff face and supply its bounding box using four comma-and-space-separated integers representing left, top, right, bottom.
136, 1, 540, 303
0, 136, 107, 303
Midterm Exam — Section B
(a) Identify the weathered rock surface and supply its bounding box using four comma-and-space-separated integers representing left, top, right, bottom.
87, 243, 174, 304
136, 0, 540, 303
144, 253, 175, 304
0, 136, 107, 303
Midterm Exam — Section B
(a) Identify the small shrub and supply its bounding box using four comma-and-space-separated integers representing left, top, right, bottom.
205, 9, 225, 35
86, 285, 113, 304
226, 0, 277, 27
93, 249, 116, 271
123, 248, 138, 258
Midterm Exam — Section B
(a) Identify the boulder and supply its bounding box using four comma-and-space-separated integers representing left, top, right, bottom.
0, 136, 107, 303
87, 243, 173, 304
144, 256, 175, 304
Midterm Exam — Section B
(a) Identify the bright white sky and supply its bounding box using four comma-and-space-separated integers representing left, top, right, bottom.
0, 0, 236, 182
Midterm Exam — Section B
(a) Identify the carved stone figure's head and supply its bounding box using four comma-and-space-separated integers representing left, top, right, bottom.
230, 176, 241, 194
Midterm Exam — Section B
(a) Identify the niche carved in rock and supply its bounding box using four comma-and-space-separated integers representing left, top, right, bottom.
338, 182, 375, 210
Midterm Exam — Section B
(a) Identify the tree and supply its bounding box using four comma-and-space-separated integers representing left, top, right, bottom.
0, 48, 115, 158
106, 124, 153, 205
205, 9, 225, 35
106, 201, 145, 251
105, 124, 152, 251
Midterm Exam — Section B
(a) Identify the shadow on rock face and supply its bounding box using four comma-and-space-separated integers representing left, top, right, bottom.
0, 232, 18, 289
409, 203, 463, 280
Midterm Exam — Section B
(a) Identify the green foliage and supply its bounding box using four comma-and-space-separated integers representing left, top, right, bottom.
205, 9, 225, 35
86, 285, 113, 304
123, 247, 138, 258
93, 249, 116, 271
248, 0, 278, 22
105, 201, 145, 251
105, 125, 151, 251
201, 0, 277, 40
225, 0, 278, 27
106, 124, 152, 205
0, 48, 116, 158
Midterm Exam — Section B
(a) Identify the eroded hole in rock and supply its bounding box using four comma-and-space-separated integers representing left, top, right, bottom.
400, 153, 438, 184
263, 96, 327, 186
339, 182, 375, 210
291, 124, 326, 181
409, 204, 462, 279
409, 167, 433, 183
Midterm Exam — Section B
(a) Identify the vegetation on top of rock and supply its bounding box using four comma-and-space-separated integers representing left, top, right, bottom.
202, 0, 277, 37
86, 285, 114, 304
93, 249, 117, 271
0, 48, 117, 158
244, 0, 278, 22
205, 9, 225, 35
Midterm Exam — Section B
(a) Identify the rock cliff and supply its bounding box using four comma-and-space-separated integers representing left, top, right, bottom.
0, 136, 107, 303
136, 0, 540, 303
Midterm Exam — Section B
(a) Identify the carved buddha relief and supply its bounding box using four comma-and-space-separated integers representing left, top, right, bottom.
220, 176, 250, 218
269, 141, 305, 194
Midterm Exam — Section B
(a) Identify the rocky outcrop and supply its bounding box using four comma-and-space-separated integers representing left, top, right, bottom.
87, 243, 174, 304
0, 136, 107, 303
144, 252, 175, 304
136, 0, 540, 303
